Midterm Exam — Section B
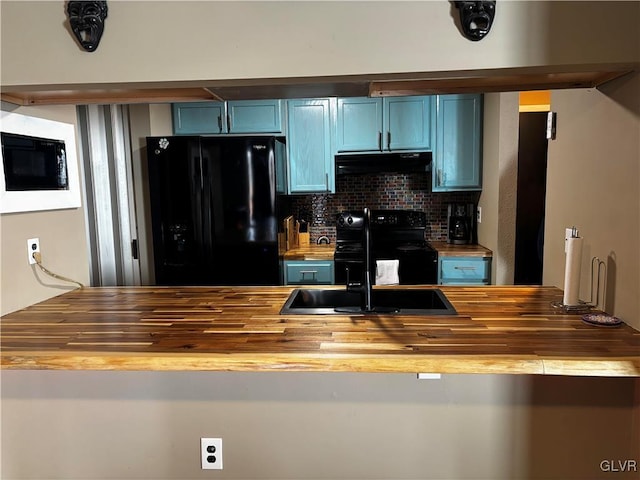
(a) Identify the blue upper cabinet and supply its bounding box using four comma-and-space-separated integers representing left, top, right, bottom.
384, 96, 433, 151
336, 98, 383, 151
173, 102, 226, 134
432, 94, 483, 192
227, 100, 284, 133
336, 96, 432, 153
172, 100, 284, 135
286, 98, 335, 194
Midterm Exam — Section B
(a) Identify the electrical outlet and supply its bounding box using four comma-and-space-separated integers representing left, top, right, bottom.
27, 238, 40, 264
201, 438, 223, 470
476, 206, 482, 224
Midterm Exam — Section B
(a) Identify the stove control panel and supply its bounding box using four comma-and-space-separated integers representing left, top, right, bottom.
337, 210, 426, 230
336, 212, 364, 229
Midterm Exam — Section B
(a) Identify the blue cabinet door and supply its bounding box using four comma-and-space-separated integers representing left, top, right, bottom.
284, 260, 335, 285
173, 102, 225, 134
336, 96, 432, 152
433, 94, 483, 191
287, 99, 335, 194
227, 100, 284, 133
384, 96, 433, 151
173, 100, 284, 134
336, 97, 383, 152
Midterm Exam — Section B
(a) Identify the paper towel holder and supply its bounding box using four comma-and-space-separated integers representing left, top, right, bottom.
551, 256, 607, 314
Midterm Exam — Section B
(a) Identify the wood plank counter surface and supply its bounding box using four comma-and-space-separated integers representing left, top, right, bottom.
282, 243, 335, 260
429, 241, 493, 257
1, 285, 638, 376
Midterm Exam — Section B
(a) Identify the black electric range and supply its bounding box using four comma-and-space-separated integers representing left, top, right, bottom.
334, 210, 438, 285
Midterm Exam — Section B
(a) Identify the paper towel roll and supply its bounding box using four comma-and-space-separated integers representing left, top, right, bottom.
563, 236, 583, 305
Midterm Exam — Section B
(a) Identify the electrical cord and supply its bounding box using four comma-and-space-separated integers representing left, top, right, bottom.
32, 252, 84, 289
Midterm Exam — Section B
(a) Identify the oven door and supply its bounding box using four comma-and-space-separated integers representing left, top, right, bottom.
375, 248, 438, 285
334, 257, 365, 286
399, 250, 438, 284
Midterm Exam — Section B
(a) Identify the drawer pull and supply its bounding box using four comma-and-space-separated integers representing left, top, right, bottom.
454, 266, 477, 271
300, 270, 318, 279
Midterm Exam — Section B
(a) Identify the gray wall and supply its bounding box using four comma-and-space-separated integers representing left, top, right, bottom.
2, 2, 638, 87
2, 371, 638, 479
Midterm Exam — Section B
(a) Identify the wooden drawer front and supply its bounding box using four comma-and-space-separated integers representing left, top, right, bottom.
440, 257, 490, 284
284, 261, 334, 285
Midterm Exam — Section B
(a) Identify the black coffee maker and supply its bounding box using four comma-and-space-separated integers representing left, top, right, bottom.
447, 203, 476, 244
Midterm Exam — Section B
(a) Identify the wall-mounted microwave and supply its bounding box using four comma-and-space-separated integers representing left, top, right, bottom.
1, 111, 81, 214
1, 132, 69, 191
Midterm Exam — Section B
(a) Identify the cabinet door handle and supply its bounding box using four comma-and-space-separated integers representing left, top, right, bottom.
387, 131, 391, 151
217, 116, 223, 133
227, 114, 231, 132
325, 173, 329, 191
438, 169, 444, 186
378, 131, 383, 151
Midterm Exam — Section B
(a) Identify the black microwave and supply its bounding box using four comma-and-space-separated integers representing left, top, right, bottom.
1, 131, 69, 191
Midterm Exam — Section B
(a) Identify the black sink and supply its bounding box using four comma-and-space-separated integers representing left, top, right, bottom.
280, 288, 457, 315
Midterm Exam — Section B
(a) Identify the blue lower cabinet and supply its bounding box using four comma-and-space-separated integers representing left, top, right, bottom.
284, 260, 335, 285
438, 256, 491, 285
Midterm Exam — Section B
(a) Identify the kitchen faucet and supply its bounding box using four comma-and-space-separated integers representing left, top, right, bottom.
346, 207, 374, 312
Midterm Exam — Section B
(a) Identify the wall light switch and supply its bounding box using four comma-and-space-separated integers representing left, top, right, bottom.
476, 207, 482, 224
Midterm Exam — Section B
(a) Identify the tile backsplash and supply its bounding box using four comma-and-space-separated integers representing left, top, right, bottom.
280, 172, 479, 243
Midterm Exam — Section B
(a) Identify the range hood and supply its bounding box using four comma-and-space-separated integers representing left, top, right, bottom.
335, 151, 432, 175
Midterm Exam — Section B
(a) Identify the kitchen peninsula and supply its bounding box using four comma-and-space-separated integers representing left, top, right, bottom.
2, 285, 638, 377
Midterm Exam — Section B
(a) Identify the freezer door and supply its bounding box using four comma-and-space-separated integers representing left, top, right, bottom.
147, 136, 207, 285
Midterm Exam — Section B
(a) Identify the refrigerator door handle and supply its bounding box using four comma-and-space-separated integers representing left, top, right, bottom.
196, 156, 204, 190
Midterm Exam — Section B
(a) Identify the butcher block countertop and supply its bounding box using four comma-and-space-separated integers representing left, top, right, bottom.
1, 285, 638, 376
282, 243, 335, 260
429, 241, 493, 257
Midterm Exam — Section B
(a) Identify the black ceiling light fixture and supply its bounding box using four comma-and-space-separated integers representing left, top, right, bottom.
66, 1, 108, 52
454, 1, 496, 42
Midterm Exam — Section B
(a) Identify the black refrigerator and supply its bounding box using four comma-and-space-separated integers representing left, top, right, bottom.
146, 135, 284, 286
